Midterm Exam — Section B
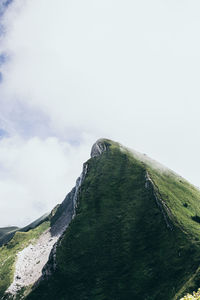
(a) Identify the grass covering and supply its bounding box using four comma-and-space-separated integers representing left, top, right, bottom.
146, 167, 200, 241
27, 140, 200, 300
0, 221, 50, 298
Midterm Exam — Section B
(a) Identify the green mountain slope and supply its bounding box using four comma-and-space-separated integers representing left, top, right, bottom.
0, 214, 50, 248
26, 139, 200, 300
0, 207, 62, 298
0, 221, 50, 299
0, 185, 76, 299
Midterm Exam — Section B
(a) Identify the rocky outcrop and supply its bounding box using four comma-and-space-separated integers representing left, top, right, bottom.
90, 139, 110, 158
72, 163, 88, 218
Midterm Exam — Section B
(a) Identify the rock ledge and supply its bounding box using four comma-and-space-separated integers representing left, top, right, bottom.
90, 139, 110, 158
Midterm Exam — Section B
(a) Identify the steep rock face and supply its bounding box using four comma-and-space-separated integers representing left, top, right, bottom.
27, 139, 200, 300
90, 139, 110, 157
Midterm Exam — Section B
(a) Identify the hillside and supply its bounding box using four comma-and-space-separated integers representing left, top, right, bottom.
1, 139, 200, 299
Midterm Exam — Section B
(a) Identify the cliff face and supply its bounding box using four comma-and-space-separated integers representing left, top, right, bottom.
90, 139, 110, 157
2, 139, 200, 300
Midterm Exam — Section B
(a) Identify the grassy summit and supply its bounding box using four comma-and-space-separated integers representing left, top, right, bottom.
27, 139, 200, 300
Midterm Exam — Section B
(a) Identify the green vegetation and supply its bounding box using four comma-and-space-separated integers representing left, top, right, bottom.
0, 213, 51, 247
180, 288, 200, 299
146, 167, 200, 241
0, 221, 50, 298
27, 140, 200, 300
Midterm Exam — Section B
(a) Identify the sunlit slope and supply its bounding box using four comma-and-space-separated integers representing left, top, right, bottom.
126, 145, 200, 240
0, 214, 50, 248
0, 208, 60, 298
27, 140, 200, 300
0, 221, 50, 298
0, 189, 75, 299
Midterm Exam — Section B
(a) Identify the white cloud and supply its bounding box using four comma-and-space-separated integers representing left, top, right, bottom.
0, 134, 93, 227
0, 0, 200, 225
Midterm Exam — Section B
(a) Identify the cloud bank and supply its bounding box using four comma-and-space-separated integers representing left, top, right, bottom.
0, 0, 200, 225
0, 134, 93, 226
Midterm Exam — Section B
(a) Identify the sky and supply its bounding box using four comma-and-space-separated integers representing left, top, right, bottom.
0, 0, 200, 226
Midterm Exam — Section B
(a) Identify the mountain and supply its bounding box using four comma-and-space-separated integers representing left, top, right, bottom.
1, 139, 200, 299
0, 214, 51, 248
0, 227, 19, 246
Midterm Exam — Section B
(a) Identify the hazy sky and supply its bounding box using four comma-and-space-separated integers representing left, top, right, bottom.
0, 0, 200, 226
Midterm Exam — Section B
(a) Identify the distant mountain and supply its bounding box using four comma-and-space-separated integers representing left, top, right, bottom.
0, 213, 50, 247
0, 227, 18, 246
1, 139, 200, 299
0, 227, 18, 239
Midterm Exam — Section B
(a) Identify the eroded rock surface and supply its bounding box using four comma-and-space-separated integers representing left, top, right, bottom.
90, 139, 109, 157
6, 229, 58, 294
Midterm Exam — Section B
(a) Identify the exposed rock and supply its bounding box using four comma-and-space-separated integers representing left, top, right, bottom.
90, 139, 109, 158
73, 163, 88, 217
6, 229, 59, 296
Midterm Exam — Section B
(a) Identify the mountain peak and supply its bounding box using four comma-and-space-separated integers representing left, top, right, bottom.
90, 138, 111, 157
